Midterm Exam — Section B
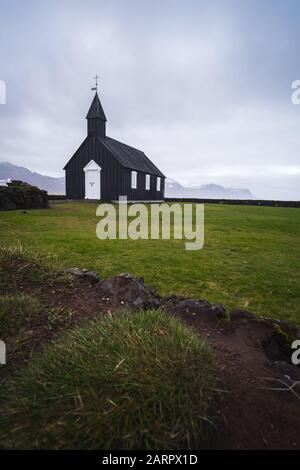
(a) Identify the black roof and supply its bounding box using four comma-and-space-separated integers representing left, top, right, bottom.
99, 136, 165, 177
86, 92, 107, 121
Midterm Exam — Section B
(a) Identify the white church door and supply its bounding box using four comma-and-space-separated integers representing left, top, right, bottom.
83, 160, 101, 199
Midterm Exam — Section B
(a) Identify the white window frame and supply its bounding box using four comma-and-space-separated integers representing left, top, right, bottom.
131, 171, 137, 189
156, 177, 161, 191
145, 174, 150, 190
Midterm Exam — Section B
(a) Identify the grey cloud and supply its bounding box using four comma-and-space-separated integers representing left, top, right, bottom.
0, 0, 299, 198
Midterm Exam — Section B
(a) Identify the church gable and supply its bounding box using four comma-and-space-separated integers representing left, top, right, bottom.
64, 134, 120, 172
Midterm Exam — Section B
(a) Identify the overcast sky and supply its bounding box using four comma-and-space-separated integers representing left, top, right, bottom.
0, 0, 300, 199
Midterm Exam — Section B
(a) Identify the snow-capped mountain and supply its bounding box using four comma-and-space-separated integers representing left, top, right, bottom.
165, 178, 255, 199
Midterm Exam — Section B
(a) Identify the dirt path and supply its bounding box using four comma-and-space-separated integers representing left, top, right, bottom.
173, 310, 300, 449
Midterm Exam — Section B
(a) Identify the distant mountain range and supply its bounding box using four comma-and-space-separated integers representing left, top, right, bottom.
165, 179, 255, 199
0, 162, 65, 194
0, 162, 255, 199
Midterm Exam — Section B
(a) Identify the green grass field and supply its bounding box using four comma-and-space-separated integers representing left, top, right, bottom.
0, 201, 299, 325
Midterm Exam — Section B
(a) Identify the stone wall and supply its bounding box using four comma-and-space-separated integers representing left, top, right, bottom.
165, 198, 300, 208
0, 181, 48, 211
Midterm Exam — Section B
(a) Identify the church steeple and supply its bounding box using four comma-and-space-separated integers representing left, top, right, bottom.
86, 77, 107, 138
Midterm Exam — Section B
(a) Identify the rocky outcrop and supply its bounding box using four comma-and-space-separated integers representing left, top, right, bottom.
64, 267, 101, 283
97, 273, 161, 310
161, 295, 227, 319
63, 267, 300, 369
0, 181, 48, 211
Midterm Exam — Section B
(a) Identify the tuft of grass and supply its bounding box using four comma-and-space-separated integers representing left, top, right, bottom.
0, 244, 69, 289
0, 309, 216, 450
0, 294, 43, 337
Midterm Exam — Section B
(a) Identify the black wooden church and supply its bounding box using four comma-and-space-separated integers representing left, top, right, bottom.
64, 83, 165, 201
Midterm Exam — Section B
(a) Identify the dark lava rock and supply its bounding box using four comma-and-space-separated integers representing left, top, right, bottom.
162, 296, 226, 320
177, 298, 210, 315
211, 303, 227, 319
231, 309, 256, 322
264, 318, 300, 338
161, 294, 186, 305
132, 295, 144, 308
64, 267, 101, 283
0, 181, 48, 211
262, 330, 294, 363
161, 296, 208, 311
97, 273, 161, 309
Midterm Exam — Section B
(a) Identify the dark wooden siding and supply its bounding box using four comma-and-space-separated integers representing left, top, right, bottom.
65, 136, 165, 201
123, 168, 164, 201
65, 136, 123, 201
87, 119, 106, 138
